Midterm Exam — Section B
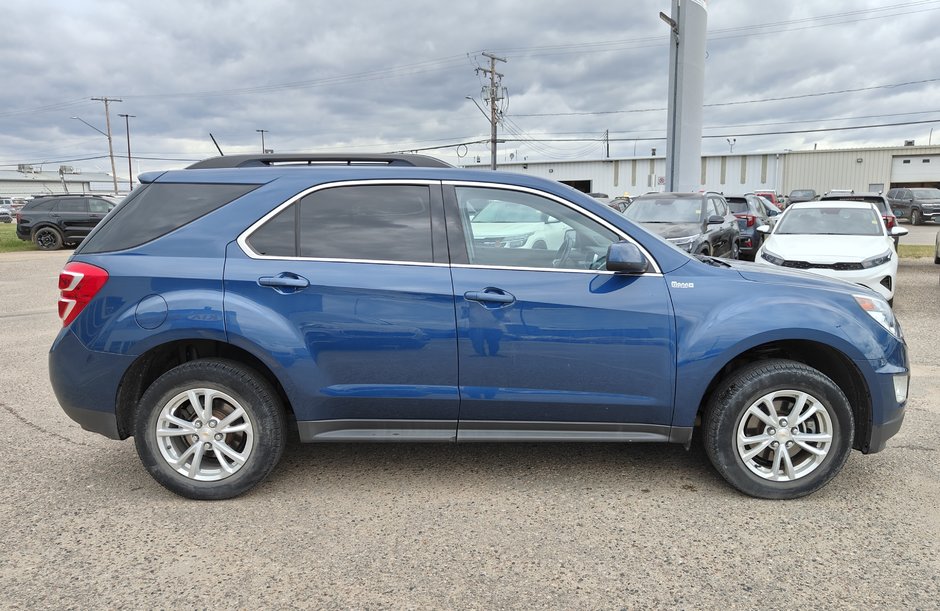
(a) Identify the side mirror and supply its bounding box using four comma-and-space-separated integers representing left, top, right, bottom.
756, 224, 771, 234
766, 208, 779, 217
706, 215, 724, 225
606, 241, 649, 274
890, 226, 909, 237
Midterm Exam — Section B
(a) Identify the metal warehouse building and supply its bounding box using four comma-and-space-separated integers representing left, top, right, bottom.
0, 165, 120, 197
466, 144, 940, 198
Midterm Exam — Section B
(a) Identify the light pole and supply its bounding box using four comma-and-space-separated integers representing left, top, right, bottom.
72, 117, 117, 193
72, 115, 119, 193
118, 114, 135, 191
256, 129, 268, 154
727, 138, 736, 153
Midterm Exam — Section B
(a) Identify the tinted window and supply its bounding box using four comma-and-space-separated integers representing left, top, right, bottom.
298, 185, 432, 262
727, 200, 749, 214
27, 199, 57, 211
80, 183, 257, 253
56, 198, 87, 213
246, 206, 296, 257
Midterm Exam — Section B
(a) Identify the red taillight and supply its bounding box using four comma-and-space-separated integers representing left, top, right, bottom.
884, 215, 896, 229
15, 212, 21, 223
734, 213, 757, 227
58, 262, 109, 326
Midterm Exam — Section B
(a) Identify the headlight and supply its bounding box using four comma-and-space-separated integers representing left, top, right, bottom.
760, 249, 785, 265
668, 235, 698, 251
853, 294, 900, 337
500, 232, 534, 248
861, 250, 892, 269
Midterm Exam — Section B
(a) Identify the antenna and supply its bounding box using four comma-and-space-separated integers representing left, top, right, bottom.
209, 133, 225, 156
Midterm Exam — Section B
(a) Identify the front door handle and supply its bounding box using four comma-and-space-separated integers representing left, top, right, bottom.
464, 288, 515, 305
258, 273, 309, 293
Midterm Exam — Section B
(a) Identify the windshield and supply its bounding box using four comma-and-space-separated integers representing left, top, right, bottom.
726, 200, 749, 214
471, 200, 545, 223
775, 207, 883, 236
910, 188, 940, 198
623, 198, 703, 223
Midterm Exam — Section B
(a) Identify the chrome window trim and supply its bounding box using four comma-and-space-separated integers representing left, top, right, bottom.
445, 180, 662, 274
237, 178, 662, 275
451, 263, 663, 277
237, 179, 440, 262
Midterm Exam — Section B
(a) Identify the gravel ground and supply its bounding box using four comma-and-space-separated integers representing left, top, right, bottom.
0, 250, 937, 609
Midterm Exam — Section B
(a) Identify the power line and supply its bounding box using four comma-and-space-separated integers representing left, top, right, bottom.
509, 77, 940, 118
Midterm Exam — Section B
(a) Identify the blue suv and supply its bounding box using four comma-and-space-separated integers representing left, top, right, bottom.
49, 154, 909, 500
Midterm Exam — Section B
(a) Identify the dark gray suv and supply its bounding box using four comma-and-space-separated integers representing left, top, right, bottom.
15, 194, 116, 249
886, 187, 940, 225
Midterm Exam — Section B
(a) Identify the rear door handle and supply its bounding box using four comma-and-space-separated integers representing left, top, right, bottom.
464, 288, 515, 304
258, 273, 309, 293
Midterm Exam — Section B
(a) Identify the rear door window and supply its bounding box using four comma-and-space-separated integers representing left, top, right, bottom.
245, 184, 434, 263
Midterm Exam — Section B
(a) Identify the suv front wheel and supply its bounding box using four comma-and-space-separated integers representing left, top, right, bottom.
134, 359, 287, 500
703, 359, 854, 499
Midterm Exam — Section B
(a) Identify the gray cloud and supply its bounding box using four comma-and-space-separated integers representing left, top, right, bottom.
2, 0, 939, 179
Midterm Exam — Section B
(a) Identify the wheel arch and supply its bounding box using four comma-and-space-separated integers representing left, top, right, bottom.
115, 339, 294, 439
30, 223, 63, 238
691, 339, 871, 451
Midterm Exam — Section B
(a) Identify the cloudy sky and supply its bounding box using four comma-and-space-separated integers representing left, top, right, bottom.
2, 0, 940, 180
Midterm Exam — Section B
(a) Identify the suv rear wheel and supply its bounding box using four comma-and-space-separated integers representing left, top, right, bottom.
134, 359, 286, 500
34, 227, 63, 250
703, 359, 854, 499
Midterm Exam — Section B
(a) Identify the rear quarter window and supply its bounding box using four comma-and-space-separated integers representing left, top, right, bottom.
25, 199, 56, 211
79, 183, 258, 253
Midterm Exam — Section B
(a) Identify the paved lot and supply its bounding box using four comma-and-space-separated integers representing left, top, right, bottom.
1, 250, 938, 608
897, 220, 940, 245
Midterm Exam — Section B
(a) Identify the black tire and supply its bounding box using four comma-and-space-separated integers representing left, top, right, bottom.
134, 358, 286, 500
912, 208, 923, 225
703, 359, 854, 499
697, 245, 711, 257
730, 241, 740, 260
33, 227, 63, 250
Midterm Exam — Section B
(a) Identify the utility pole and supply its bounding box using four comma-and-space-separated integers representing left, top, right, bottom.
605, 129, 610, 158
118, 114, 135, 191
256, 129, 268, 153
91, 96, 122, 194
476, 52, 506, 170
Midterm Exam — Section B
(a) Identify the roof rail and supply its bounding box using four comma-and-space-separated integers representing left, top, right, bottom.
186, 153, 453, 170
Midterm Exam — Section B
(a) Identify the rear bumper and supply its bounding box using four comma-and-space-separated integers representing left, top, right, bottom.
15, 225, 30, 241
49, 327, 135, 440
